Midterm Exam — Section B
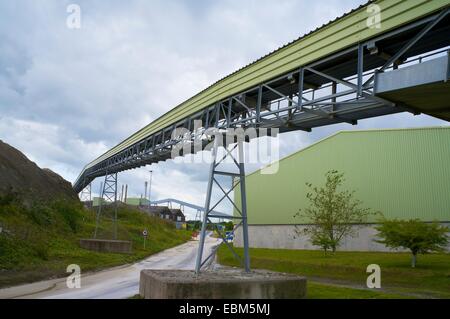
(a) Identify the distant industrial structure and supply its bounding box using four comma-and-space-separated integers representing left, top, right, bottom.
234, 127, 450, 252
86, 195, 233, 230
90, 197, 188, 229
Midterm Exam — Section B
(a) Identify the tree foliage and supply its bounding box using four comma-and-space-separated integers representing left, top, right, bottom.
375, 219, 449, 267
294, 170, 378, 252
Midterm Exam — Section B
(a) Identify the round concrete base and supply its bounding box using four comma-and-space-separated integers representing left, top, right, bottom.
139, 268, 307, 299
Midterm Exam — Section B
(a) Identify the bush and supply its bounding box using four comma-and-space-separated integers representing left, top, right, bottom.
52, 200, 83, 233
375, 219, 449, 267
294, 170, 379, 252
26, 203, 53, 226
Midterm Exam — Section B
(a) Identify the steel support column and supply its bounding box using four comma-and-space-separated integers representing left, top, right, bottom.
94, 172, 119, 239
195, 137, 250, 274
237, 140, 250, 272
79, 183, 92, 202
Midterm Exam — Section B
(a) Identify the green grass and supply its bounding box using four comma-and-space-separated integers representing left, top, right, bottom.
307, 282, 412, 299
217, 246, 450, 299
0, 197, 191, 288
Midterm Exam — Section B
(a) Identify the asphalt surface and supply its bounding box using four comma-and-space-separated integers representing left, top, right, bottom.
0, 234, 220, 299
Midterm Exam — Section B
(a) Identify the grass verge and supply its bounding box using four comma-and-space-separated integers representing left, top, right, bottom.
0, 197, 191, 288
217, 245, 450, 299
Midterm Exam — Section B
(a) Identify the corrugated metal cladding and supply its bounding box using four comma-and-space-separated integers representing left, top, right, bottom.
84, 0, 450, 171
234, 127, 450, 224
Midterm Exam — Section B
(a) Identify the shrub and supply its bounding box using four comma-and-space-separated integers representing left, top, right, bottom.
294, 170, 379, 252
375, 219, 449, 267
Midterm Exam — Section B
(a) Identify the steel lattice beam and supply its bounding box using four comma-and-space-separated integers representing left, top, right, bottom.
74, 10, 450, 193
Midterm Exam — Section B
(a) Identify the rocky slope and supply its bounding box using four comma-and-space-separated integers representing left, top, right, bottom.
0, 140, 77, 202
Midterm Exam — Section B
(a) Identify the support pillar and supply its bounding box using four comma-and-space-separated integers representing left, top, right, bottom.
195, 137, 250, 274
94, 172, 119, 239
79, 183, 92, 202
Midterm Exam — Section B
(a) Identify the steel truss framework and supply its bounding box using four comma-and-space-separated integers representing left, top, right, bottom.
73, 9, 450, 273
150, 198, 228, 217
94, 172, 119, 240
195, 138, 250, 273
79, 183, 91, 202
74, 9, 450, 194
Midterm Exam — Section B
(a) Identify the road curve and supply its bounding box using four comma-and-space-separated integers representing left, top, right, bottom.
0, 235, 220, 299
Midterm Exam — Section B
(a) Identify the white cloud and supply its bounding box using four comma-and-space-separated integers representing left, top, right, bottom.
0, 117, 108, 182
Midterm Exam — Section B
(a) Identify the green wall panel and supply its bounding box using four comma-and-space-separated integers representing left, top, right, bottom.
235, 127, 450, 224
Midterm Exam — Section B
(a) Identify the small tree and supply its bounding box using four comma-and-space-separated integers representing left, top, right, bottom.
375, 219, 449, 268
294, 170, 377, 253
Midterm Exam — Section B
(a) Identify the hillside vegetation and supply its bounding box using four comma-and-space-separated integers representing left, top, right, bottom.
0, 195, 191, 288
0, 140, 191, 288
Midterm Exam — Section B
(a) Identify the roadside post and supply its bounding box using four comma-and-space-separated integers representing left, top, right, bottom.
143, 229, 148, 249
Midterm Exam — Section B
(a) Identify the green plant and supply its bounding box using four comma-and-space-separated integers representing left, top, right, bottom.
26, 203, 53, 226
294, 170, 379, 253
375, 219, 449, 268
0, 200, 191, 288
0, 190, 18, 206
52, 200, 83, 233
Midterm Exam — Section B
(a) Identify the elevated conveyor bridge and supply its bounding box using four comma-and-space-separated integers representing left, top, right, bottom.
74, 1, 450, 273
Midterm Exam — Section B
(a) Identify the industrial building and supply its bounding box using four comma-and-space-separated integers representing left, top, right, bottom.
234, 126, 450, 252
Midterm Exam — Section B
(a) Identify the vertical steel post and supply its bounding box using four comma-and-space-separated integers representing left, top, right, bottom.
228, 98, 232, 128
79, 183, 92, 202
298, 68, 304, 110
195, 138, 219, 274
357, 44, 364, 97
237, 141, 250, 272
331, 81, 337, 112
256, 85, 262, 124
148, 170, 153, 212
94, 180, 105, 239
113, 172, 118, 240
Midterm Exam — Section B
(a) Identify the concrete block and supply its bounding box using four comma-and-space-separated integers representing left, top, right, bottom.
79, 239, 132, 254
139, 268, 307, 299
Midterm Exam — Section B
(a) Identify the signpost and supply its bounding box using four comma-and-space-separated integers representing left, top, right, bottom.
143, 229, 148, 249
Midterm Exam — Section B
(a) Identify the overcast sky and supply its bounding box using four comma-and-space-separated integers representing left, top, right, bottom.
1, 1, 448, 219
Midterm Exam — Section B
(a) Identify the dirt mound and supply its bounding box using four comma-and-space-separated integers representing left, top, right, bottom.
0, 140, 78, 202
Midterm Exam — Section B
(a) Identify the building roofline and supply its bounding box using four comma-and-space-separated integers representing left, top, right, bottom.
247, 125, 450, 178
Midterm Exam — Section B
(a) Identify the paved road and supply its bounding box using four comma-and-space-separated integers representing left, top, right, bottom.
0, 235, 220, 299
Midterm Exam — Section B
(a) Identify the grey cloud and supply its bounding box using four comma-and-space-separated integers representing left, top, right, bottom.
1, 0, 447, 217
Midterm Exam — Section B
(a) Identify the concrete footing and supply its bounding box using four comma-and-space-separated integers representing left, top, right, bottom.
139, 268, 307, 299
79, 239, 132, 253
